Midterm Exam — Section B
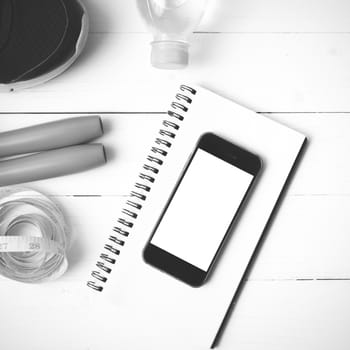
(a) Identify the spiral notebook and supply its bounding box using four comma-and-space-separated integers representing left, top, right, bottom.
86, 84, 306, 349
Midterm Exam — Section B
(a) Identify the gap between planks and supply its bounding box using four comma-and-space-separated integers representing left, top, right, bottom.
246, 278, 350, 282
88, 31, 350, 34
0, 112, 166, 115
2, 111, 350, 115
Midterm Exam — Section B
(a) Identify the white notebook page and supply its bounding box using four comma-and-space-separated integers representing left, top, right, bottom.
85, 84, 306, 350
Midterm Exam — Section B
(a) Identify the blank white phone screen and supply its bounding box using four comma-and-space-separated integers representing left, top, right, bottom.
150, 148, 254, 271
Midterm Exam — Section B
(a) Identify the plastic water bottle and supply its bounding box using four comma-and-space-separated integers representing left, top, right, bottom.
137, 0, 208, 69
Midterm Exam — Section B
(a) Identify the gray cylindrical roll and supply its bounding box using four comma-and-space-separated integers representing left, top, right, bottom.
0, 144, 106, 186
0, 116, 104, 158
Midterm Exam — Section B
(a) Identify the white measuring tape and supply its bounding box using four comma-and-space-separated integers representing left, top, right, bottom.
0, 236, 63, 253
0, 187, 68, 283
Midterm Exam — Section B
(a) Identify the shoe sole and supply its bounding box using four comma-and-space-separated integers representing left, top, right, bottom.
0, 0, 89, 92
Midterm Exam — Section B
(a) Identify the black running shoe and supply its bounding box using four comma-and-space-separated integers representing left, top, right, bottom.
0, 0, 89, 91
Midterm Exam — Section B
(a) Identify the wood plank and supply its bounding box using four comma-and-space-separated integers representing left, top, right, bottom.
0, 113, 349, 195
220, 280, 350, 350
0, 196, 349, 349
1, 33, 350, 112
248, 195, 350, 280
1, 113, 349, 278
27, 194, 350, 281
0, 190, 348, 346
0, 197, 348, 350
0, 193, 341, 284
1, 113, 348, 280
0, 277, 348, 349
84, 0, 350, 33
270, 113, 350, 195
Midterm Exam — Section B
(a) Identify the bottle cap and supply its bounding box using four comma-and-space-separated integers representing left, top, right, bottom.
151, 41, 189, 69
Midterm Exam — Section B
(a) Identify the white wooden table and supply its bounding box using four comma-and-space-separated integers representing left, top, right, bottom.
1, 1, 350, 349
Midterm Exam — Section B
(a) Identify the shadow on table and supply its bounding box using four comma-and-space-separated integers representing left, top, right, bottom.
211, 138, 309, 348
66, 1, 116, 73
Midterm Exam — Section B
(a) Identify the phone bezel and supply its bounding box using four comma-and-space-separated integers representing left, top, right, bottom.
143, 132, 262, 287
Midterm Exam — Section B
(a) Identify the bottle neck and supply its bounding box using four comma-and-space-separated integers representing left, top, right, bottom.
151, 40, 189, 69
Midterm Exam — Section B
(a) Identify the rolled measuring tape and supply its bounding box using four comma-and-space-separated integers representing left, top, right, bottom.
0, 187, 69, 283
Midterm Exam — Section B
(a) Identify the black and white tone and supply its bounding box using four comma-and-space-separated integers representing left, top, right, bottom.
0, 0, 348, 350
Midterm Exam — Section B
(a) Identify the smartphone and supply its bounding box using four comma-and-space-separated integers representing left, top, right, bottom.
143, 133, 262, 287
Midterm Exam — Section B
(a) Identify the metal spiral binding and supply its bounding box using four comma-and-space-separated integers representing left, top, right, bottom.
87, 84, 197, 291
100, 254, 116, 264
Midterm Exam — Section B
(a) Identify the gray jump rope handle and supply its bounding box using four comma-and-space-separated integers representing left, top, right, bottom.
0, 144, 106, 186
0, 116, 103, 158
